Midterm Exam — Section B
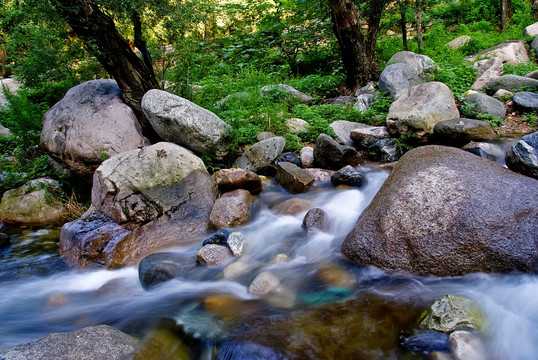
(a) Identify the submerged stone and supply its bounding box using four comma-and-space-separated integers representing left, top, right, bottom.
419, 295, 484, 333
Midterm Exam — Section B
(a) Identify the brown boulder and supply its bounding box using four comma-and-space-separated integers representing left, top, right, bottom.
209, 189, 253, 229
212, 168, 262, 194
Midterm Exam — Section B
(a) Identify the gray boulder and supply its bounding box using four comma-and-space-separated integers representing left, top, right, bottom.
386, 82, 459, 140
445, 35, 472, 49
314, 134, 363, 170
341, 145, 538, 276
386, 51, 435, 80
41, 80, 150, 181
329, 120, 371, 146
260, 84, 314, 103
434, 119, 496, 147
524, 22, 538, 36
526, 69, 538, 79
142, 89, 232, 160
467, 40, 530, 65
368, 138, 402, 163
350, 126, 390, 148
419, 295, 484, 333
330, 165, 367, 187
0, 325, 138, 360
354, 93, 376, 111
92, 142, 207, 224
472, 57, 503, 90
0, 124, 11, 138
513, 91, 538, 112
505, 131, 538, 179
532, 36, 538, 58
300, 146, 314, 168
379, 63, 421, 98
461, 93, 506, 119
233, 137, 285, 172
285, 118, 310, 133
486, 75, 538, 94
0, 77, 21, 109
209, 189, 253, 228
275, 161, 315, 194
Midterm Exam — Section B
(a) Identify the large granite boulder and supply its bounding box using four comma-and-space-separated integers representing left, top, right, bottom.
329, 120, 370, 146
0, 178, 69, 226
505, 131, 538, 179
142, 89, 232, 160
472, 57, 503, 90
0, 77, 21, 109
41, 80, 150, 181
386, 82, 459, 141
92, 142, 207, 224
466, 40, 530, 65
0, 325, 138, 360
61, 170, 218, 268
233, 137, 285, 172
341, 145, 538, 276
386, 51, 435, 81
379, 63, 421, 98
461, 93, 506, 119
486, 75, 538, 94
434, 118, 496, 147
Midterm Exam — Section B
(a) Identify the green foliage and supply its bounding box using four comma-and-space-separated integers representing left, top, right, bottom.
522, 113, 538, 127
460, 102, 504, 127
504, 63, 538, 77
429, 61, 476, 99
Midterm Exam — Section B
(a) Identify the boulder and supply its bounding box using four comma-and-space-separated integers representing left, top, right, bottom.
434, 119, 496, 147
532, 36, 538, 58
526, 69, 538, 79
386, 51, 435, 81
330, 165, 368, 187
0, 124, 11, 138
461, 93, 506, 119
466, 40, 530, 65
445, 35, 472, 49
92, 142, 207, 224
419, 295, 484, 333
462, 141, 499, 161
285, 118, 309, 133
513, 91, 538, 112
272, 198, 312, 216
260, 84, 313, 103
196, 244, 234, 265
354, 93, 376, 111
275, 162, 315, 194
486, 75, 538, 94
141, 89, 232, 160
304, 168, 334, 183
209, 189, 253, 228
0, 325, 137, 360
379, 63, 421, 98
227, 231, 247, 256
449, 331, 487, 360
472, 57, 503, 90
386, 82, 459, 140
248, 271, 281, 296
41, 79, 150, 181
368, 139, 402, 163
332, 96, 356, 107
212, 168, 262, 195
314, 133, 363, 170
273, 152, 301, 167
350, 126, 390, 148
302, 208, 327, 234
524, 22, 538, 36
0, 178, 69, 226
329, 120, 370, 146
493, 89, 514, 99
61, 170, 218, 268
233, 137, 286, 172
138, 252, 195, 289
300, 147, 314, 168
256, 131, 277, 141
505, 131, 538, 179
341, 145, 538, 276
0, 77, 21, 109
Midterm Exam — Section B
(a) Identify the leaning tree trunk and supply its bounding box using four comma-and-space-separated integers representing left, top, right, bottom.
328, 0, 382, 91
50, 0, 160, 141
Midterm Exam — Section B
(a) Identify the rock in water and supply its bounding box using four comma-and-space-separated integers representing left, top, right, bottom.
209, 189, 253, 228
233, 137, 286, 173
505, 131, 538, 179
419, 295, 484, 333
433, 119, 496, 147
275, 161, 315, 194
314, 134, 363, 170
341, 145, 538, 276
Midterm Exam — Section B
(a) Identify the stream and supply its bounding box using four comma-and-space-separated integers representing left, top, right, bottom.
1, 164, 537, 359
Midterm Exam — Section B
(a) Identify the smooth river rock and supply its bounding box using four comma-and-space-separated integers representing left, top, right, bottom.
505, 131, 538, 179
341, 145, 538, 276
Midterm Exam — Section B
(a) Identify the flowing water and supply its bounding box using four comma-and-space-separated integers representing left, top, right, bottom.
1, 165, 537, 359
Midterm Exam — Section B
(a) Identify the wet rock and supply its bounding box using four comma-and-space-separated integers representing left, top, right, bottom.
341, 145, 538, 276
316, 263, 355, 288
429, 351, 454, 360
329, 120, 370, 146
142, 89, 232, 160
472, 57, 503, 90
0, 232, 9, 249
486, 75, 538, 94
41, 79, 149, 182
467, 40, 530, 65
379, 63, 421, 98
449, 330, 487, 360
212, 168, 262, 195
0, 178, 69, 226
233, 137, 286, 172
273, 152, 301, 167
419, 295, 484, 333
227, 231, 247, 256
461, 93, 506, 119
216, 341, 283, 360
223, 261, 250, 280
350, 126, 390, 149
196, 244, 234, 265
285, 118, 309, 133
275, 162, 315, 194
272, 198, 312, 216
248, 271, 280, 296
331, 165, 367, 187
513, 91, 538, 112
302, 208, 327, 234
209, 189, 253, 228
0, 325, 137, 360
314, 133, 363, 170
445, 35, 471, 49
300, 146, 314, 168
202, 229, 230, 247
138, 252, 195, 289
304, 168, 334, 183
260, 84, 313, 103
401, 331, 450, 354
433, 119, 496, 147
368, 138, 402, 162
386, 82, 459, 142
505, 131, 538, 179
462, 142, 498, 161
92, 142, 207, 224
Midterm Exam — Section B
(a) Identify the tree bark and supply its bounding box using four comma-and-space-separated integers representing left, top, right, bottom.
500, 0, 512, 31
328, 0, 382, 91
416, 0, 423, 53
400, 8, 408, 51
130, 8, 156, 80
50, 0, 160, 141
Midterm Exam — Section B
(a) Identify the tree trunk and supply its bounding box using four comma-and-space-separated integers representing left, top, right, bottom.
416, 0, 423, 53
328, 0, 382, 91
130, 8, 156, 81
49, 0, 160, 141
400, 7, 408, 51
500, 0, 512, 31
